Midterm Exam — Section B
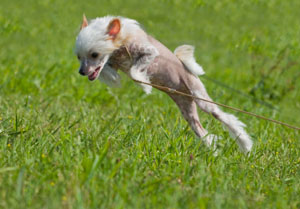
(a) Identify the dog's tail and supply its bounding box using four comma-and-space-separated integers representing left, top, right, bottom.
174, 45, 205, 76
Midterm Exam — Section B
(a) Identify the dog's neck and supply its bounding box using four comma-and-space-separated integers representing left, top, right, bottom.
108, 45, 133, 73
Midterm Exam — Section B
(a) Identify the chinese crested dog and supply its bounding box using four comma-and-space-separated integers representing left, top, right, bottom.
75, 15, 253, 153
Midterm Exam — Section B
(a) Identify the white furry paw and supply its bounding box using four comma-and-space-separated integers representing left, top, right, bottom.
238, 136, 253, 154
203, 134, 221, 149
203, 134, 221, 156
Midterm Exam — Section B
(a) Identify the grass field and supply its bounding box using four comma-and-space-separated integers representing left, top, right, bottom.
1, 0, 300, 208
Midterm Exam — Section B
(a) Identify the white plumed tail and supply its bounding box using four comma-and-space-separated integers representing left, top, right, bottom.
174, 45, 205, 76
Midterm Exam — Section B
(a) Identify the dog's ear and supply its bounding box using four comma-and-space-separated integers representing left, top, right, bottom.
107, 18, 121, 39
80, 14, 88, 30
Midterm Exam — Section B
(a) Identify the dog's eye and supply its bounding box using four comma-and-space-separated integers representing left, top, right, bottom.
91, 52, 99, 58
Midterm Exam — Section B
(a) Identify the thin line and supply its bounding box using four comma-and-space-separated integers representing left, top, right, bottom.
201, 75, 277, 110
132, 79, 300, 131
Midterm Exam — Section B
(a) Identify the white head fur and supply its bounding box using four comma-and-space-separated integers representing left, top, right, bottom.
75, 15, 142, 81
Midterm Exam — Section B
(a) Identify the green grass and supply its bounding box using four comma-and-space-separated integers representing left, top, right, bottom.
1, 0, 300, 208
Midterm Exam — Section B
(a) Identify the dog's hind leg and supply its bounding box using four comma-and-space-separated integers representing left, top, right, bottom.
189, 78, 253, 153
168, 94, 219, 148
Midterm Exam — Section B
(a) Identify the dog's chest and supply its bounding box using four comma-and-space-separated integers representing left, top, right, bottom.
108, 46, 133, 73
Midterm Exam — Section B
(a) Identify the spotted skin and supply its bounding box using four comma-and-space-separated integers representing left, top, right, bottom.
103, 33, 252, 152
106, 36, 218, 146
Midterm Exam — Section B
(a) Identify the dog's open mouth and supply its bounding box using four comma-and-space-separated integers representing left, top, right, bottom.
85, 55, 110, 81
88, 66, 101, 81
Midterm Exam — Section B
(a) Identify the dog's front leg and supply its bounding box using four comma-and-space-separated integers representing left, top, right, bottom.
99, 64, 121, 87
129, 43, 159, 94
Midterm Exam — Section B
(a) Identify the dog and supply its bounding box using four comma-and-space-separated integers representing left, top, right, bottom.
75, 15, 253, 153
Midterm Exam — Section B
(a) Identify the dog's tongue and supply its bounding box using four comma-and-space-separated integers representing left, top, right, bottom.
88, 55, 110, 81
88, 71, 98, 81
88, 66, 101, 81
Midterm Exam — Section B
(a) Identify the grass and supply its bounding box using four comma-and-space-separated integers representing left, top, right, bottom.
0, 0, 300, 208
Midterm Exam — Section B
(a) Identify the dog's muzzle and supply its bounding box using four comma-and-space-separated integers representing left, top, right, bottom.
79, 67, 85, 76
77, 55, 110, 81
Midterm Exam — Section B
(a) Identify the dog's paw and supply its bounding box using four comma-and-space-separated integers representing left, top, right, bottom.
203, 134, 221, 148
203, 134, 222, 156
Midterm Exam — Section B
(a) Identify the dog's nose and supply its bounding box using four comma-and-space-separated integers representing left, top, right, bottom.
79, 68, 85, 76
